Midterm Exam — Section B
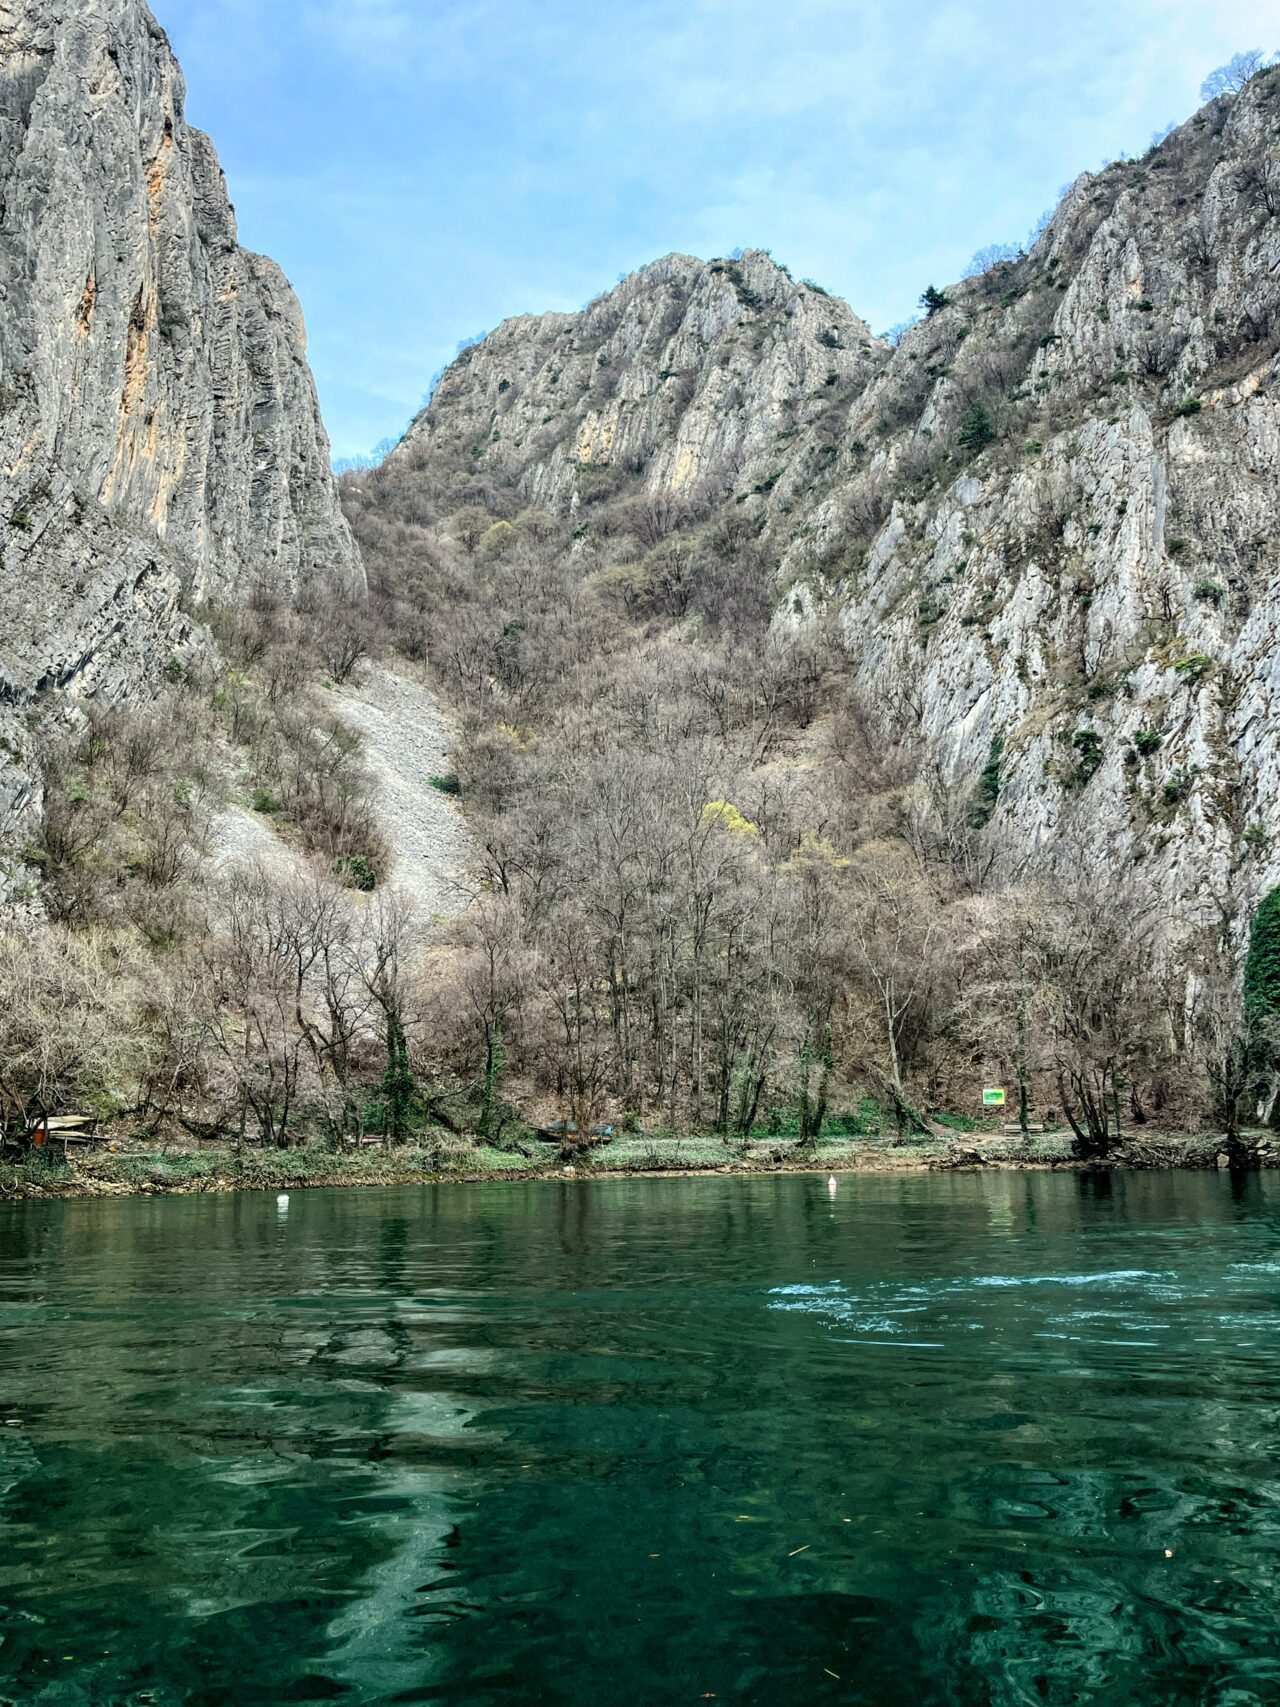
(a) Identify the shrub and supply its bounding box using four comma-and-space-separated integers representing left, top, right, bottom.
920, 285, 949, 317
702, 800, 760, 837
930, 1109, 980, 1132
1161, 769, 1194, 808
1171, 396, 1203, 418
1133, 729, 1162, 755
956, 400, 997, 457
917, 596, 945, 632
429, 773, 461, 795
1193, 578, 1224, 605
1064, 729, 1104, 788
1174, 654, 1213, 684
334, 852, 379, 892
819, 1098, 884, 1137
968, 736, 1004, 828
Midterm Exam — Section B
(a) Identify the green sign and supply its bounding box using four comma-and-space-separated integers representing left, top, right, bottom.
982, 1087, 1006, 1107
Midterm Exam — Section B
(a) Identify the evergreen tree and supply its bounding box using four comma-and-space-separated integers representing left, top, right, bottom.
1244, 888, 1280, 1021
956, 399, 997, 457
968, 736, 1004, 828
379, 1011, 415, 1144
480, 1018, 504, 1139
920, 284, 949, 316
1244, 887, 1280, 1133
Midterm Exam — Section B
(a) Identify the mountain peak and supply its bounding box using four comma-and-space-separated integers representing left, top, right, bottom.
401, 244, 884, 515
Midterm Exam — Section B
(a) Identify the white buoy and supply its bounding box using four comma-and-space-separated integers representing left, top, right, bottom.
276, 1193, 290, 1215
827, 1175, 838, 1195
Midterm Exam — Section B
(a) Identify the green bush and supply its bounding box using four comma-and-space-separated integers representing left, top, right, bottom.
822, 1111, 866, 1138
1161, 769, 1194, 808
956, 400, 996, 457
968, 736, 1004, 828
1171, 396, 1202, 418
428, 773, 461, 795
761, 1107, 800, 1138
1133, 729, 1162, 755
1193, 578, 1224, 605
1064, 729, 1104, 788
334, 852, 378, 892
1174, 654, 1213, 685
930, 1109, 980, 1132
822, 1098, 884, 1136
917, 596, 945, 631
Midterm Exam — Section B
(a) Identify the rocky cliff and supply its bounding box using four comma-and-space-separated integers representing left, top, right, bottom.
407, 249, 885, 514
784, 69, 1280, 932
0, 0, 361, 840
372, 66, 1280, 940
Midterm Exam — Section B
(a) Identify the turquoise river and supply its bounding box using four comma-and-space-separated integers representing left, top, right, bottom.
2, 1171, 1280, 1704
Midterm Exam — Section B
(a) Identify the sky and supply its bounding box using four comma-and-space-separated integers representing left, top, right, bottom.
157, 0, 1275, 462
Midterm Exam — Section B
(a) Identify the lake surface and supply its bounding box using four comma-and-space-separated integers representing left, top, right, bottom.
2, 1172, 1280, 1705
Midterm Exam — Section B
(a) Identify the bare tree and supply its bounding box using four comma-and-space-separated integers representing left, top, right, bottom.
1200, 50, 1268, 102
840, 840, 947, 1128
1041, 883, 1165, 1159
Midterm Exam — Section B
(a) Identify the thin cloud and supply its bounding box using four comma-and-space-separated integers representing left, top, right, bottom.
159, 0, 1280, 457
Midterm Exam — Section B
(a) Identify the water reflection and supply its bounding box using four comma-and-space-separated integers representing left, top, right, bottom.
1, 1172, 1279, 1704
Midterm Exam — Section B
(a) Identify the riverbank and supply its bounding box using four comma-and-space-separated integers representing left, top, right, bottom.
1, 1128, 1269, 1201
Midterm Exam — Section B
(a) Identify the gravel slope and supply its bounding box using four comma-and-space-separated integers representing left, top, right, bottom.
333, 665, 473, 921
208, 803, 301, 879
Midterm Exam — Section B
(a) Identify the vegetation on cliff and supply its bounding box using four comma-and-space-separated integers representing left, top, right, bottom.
2, 40, 1279, 1167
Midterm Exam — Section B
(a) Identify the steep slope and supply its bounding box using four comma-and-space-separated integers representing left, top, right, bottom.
0, 0, 362, 843
404, 248, 886, 516
358, 68, 1280, 941
778, 70, 1280, 927
333, 666, 473, 918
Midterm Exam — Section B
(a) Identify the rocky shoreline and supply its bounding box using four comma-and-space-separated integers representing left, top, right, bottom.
1, 1131, 1267, 1202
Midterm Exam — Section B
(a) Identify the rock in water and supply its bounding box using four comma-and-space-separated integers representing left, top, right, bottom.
0, 0, 363, 866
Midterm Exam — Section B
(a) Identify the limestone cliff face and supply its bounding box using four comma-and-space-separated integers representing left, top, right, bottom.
777, 70, 1280, 930
0, 0, 361, 830
391, 68, 1280, 935
407, 249, 887, 514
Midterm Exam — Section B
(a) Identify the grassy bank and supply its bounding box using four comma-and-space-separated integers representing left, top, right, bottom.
0, 1127, 1264, 1201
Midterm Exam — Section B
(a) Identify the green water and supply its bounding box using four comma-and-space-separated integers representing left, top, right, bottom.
2, 1173, 1280, 1705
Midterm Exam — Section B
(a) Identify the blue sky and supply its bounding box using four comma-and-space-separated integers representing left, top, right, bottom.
158, 0, 1273, 462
